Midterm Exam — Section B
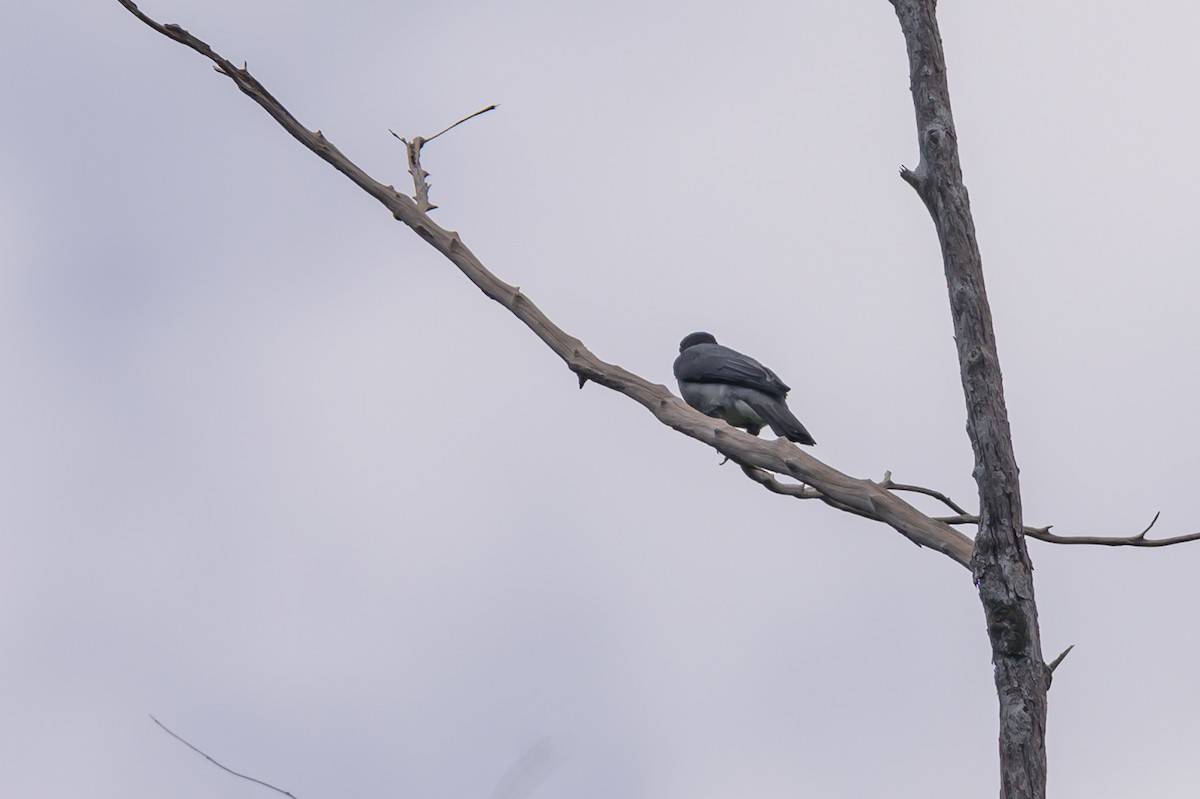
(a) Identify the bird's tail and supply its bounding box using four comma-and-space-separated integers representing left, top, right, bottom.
752, 398, 817, 446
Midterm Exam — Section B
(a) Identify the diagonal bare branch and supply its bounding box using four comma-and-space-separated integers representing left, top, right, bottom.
115, 0, 976, 567
875, 470, 1199, 549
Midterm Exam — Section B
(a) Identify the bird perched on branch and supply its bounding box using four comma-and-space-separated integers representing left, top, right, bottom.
673, 331, 816, 445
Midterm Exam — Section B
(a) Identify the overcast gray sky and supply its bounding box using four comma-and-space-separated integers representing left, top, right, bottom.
3, 2, 1200, 797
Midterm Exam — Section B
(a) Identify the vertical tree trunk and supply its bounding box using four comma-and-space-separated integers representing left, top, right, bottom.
888, 2, 1048, 797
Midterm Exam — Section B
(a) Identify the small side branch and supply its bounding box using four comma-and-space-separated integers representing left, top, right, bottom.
871, 472, 1200, 551
389, 130, 437, 212
734, 463, 971, 555
150, 715, 297, 798
426, 104, 498, 144
936, 510, 1200, 548
1024, 512, 1200, 547
389, 105, 497, 213
742, 465, 908, 526
739, 464, 818, 499
1046, 644, 1074, 675
880, 471, 969, 515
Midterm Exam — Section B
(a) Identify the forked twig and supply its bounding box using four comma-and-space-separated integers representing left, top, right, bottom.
1022, 511, 1200, 547
934, 509, 1200, 547
878, 470, 1198, 549
389, 104, 498, 212
387, 129, 437, 212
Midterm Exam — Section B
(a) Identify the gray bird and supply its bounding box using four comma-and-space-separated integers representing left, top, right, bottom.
673, 331, 816, 445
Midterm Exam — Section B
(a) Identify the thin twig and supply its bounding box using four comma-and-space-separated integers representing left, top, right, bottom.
738, 464, 926, 545
937, 510, 1200, 547
890, 475, 1198, 548
933, 514, 981, 527
426, 104, 499, 143
1023, 512, 1200, 547
880, 471, 969, 515
150, 715, 297, 799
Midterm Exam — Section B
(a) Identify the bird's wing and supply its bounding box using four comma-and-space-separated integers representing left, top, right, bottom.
674, 344, 791, 397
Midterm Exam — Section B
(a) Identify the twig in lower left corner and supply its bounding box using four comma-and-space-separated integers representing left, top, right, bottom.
150, 715, 298, 798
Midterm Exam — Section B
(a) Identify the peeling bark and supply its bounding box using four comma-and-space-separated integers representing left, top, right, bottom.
889, 1, 1048, 796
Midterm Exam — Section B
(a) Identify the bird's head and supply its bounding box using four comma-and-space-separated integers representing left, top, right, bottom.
679, 331, 717, 353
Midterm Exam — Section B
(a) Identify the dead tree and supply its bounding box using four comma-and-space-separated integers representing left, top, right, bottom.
116, 2, 1200, 796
